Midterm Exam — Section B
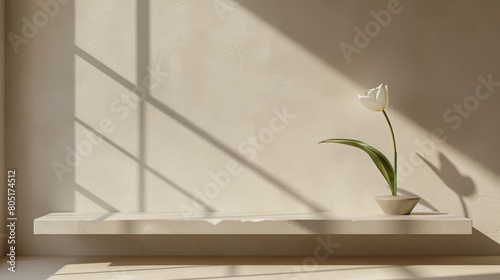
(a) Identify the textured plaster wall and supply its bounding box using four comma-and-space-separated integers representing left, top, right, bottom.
5, 0, 500, 255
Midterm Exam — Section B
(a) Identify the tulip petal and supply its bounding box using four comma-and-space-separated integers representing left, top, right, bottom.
383, 85, 389, 108
359, 96, 383, 111
376, 88, 388, 110
366, 88, 377, 98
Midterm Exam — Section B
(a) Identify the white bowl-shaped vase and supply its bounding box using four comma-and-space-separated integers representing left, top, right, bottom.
375, 195, 420, 215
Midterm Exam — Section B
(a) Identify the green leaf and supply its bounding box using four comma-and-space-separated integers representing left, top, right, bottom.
319, 138, 395, 193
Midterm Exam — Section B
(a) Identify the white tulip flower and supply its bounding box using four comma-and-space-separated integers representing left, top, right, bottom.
358, 83, 389, 112
321, 83, 399, 196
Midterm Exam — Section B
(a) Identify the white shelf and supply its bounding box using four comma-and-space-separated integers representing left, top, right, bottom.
34, 212, 472, 235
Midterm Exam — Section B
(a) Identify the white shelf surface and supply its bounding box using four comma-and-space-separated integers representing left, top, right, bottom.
34, 212, 472, 235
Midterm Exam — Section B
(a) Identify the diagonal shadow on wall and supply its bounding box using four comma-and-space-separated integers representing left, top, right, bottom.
74, 117, 217, 212
239, 0, 500, 177
74, 44, 328, 213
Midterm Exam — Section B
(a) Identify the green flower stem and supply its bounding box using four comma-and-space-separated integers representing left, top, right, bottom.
382, 110, 397, 196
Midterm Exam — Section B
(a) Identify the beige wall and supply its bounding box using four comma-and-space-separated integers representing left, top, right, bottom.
5, 0, 500, 255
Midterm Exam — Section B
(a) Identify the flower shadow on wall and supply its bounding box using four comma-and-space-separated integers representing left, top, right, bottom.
418, 152, 476, 218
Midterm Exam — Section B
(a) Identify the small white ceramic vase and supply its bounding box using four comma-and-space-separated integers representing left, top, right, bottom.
375, 195, 420, 215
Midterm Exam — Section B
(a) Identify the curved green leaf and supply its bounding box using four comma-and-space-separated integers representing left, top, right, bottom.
319, 138, 395, 193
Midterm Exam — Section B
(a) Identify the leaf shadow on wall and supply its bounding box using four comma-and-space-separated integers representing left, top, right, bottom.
418, 152, 476, 218
237, 0, 500, 252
